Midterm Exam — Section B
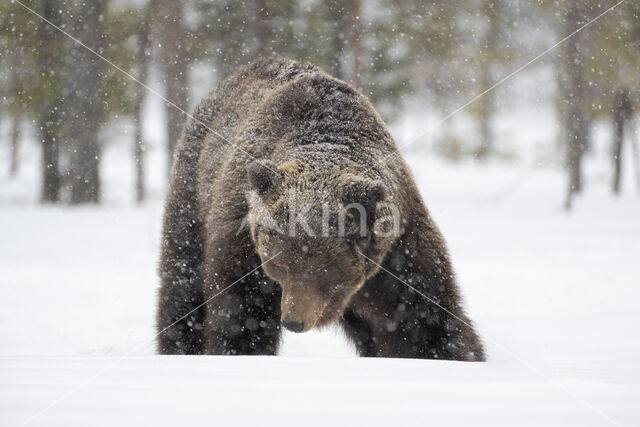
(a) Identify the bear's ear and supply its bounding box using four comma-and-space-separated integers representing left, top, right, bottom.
247, 161, 283, 195
341, 179, 386, 219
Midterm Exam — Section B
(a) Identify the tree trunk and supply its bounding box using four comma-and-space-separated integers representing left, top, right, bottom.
9, 59, 21, 177
38, 0, 63, 203
134, 7, 151, 203
612, 88, 632, 194
67, 0, 105, 204
158, 0, 189, 173
631, 131, 640, 196
348, 0, 363, 89
476, 0, 500, 160
328, 0, 347, 79
253, 0, 269, 57
563, 0, 587, 210
10, 113, 20, 177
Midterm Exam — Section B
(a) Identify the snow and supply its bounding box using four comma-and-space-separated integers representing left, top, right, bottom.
1, 114, 640, 426
3, 356, 636, 427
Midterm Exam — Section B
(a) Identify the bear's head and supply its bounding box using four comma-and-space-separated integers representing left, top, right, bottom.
246, 160, 398, 332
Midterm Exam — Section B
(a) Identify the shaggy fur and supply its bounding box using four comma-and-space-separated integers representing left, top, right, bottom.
157, 58, 485, 360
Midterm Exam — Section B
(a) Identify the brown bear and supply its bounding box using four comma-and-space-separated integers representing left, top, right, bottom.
157, 58, 485, 360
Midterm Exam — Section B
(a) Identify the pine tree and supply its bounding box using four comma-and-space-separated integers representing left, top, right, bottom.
67, 0, 106, 204
38, 0, 65, 202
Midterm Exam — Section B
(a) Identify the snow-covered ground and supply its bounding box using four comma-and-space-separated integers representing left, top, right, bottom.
1, 112, 640, 426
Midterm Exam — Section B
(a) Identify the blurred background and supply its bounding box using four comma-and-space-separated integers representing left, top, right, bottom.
1, 3, 640, 424
1, 0, 639, 208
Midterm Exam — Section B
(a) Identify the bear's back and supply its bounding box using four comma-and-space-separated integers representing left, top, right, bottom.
183, 59, 322, 214
205, 57, 320, 144
191, 58, 319, 172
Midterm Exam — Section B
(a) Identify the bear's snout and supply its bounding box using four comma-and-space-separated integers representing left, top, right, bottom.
281, 320, 305, 333
280, 281, 327, 333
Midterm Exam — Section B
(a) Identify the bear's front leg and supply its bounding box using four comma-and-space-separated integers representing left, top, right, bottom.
344, 216, 485, 361
157, 178, 205, 355
202, 238, 282, 355
345, 281, 484, 360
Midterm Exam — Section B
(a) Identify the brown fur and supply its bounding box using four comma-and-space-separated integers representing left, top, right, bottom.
157, 58, 485, 360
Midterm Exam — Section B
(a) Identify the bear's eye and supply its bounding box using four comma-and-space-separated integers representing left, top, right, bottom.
309, 267, 326, 276
263, 228, 281, 239
346, 235, 370, 251
260, 229, 278, 243
357, 236, 370, 249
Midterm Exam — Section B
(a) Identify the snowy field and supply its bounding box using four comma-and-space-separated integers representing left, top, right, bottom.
1, 119, 640, 426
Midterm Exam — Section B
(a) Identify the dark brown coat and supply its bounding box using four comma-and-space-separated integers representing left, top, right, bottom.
157, 58, 485, 360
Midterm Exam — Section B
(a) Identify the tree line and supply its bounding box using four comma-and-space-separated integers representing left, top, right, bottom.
1, 0, 639, 207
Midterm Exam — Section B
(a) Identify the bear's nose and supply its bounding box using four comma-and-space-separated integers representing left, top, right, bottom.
282, 320, 305, 333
